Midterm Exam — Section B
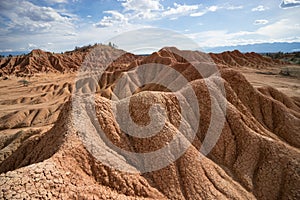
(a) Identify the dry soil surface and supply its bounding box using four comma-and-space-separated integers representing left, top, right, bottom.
0, 47, 299, 199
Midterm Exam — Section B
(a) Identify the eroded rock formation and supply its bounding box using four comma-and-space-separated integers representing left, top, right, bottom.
0, 47, 299, 199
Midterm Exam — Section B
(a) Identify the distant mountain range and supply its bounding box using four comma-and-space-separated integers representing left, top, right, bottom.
1, 42, 299, 57
0, 51, 29, 57
203, 42, 300, 53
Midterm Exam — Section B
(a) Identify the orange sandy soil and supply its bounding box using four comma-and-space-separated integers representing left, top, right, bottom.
0, 48, 299, 199
240, 65, 300, 98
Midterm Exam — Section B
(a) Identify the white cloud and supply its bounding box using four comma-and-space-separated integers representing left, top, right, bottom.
190, 12, 206, 17
227, 5, 243, 10
190, 6, 219, 17
0, 0, 75, 33
162, 3, 200, 17
97, 1, 242, 28
104, 28, 200, 53
257, 19, 300, 38
280, 0, 300, 8
0, 0, 78, 52
190, 5, 237, 17
252, 5, 269, 11
186, 30, 261, 48
22, 7, 65, 22
28, 43, 38, 49
97, 2, 233, 26
188, 15, 300, 47
185, 18, 300, 48
96, 1, 203, 26
121, 0, 163, 12
64, 32, 77, 36
254, 19, 269, 25
115, 0, 163, 20
45, 0, 68, 4
0, 49, 13, 52
1, 0, 299, 53
94, 10, 128, 28
207, 6, 219, 12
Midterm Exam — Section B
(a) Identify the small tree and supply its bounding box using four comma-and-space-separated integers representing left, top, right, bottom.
113, 43, 118, 48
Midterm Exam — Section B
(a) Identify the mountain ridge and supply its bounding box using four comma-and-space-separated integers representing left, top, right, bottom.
204, 42, 300, 53
0, 46, 287, 77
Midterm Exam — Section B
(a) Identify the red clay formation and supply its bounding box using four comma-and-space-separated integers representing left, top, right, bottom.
0, 46, 299, 199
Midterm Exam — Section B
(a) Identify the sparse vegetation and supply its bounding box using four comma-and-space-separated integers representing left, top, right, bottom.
68, 42, 118, 54
279, 67, 300, 78
108, 41, 118, 48
262, 51, 300, 65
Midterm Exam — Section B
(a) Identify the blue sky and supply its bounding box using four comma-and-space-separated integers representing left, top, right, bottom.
0, 0, 299, 53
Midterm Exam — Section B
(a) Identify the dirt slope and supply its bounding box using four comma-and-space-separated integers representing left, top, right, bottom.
0, 47, 299, 199
209, 50, 285, 68
0, 47, 285, 78
0, 49, 85, 77
0, 45, 139, 77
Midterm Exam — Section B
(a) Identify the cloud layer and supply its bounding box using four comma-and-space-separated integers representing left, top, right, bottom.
94, 1, 243, 27
251, 5, 269, 11
0, 0, 75, 34
280, 0, 300, 8
0, 0, 299, 52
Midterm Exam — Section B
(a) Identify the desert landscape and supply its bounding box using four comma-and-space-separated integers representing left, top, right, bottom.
0, 44, 299, 199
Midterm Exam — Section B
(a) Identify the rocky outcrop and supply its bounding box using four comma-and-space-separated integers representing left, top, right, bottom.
209, 50, 285, 68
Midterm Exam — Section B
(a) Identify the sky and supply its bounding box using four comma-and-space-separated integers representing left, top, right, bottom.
0, 0, 300, 53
